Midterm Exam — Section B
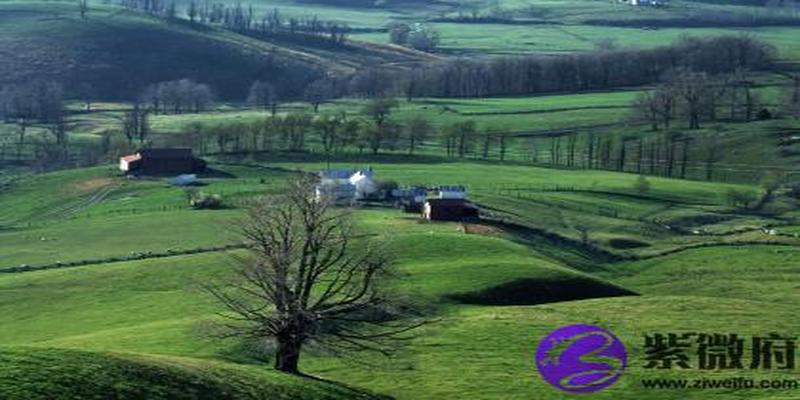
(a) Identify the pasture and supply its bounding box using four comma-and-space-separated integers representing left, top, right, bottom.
1, 156, 800, 398
2, 0, 800, 398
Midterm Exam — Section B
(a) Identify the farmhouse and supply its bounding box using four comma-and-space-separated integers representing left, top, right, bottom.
119, 148, 206, 176
316, 167, 378, 202
423, 198, 479, 221
621, 0, 664, 6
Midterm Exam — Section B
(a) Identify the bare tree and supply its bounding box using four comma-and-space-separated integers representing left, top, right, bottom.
205, 178, 424, 374
665, 70, 713, 130
77, 83, 94, 112
363, 98, 397, 127
312, 113, 342, 166
122, 103, 150, 145
248, 81, 278, 115
78, 0, 89, 19
632, 91, 661, 131
404, 115, 431, 156
304, 80, 333, 113
495, 129, 513, 161
785, 73, 800, 119
704, 127, 723, 181
187, 0, 198, 23
362, 120, 399, 155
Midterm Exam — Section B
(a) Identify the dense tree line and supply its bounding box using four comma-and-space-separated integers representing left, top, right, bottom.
585, 5, 800, 28
327, 35, 775, 99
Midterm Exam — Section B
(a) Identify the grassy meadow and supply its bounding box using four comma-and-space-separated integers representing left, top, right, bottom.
2, 159, 800, 398
2, 0, 800, 398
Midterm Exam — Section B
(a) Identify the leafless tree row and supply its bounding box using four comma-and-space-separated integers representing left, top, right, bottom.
632, 68, 766, 130
140, 79, 214, 114
326, 35, 775, 99
519, 130, 724, 181
0, 81, 67, 160
118, 0, 349, 45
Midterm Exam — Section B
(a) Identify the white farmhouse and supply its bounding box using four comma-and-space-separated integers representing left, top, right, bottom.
316, 167, 378, 203
349, 170, 378, 200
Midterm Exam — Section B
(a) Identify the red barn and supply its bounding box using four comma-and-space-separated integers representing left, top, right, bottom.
119, 148, 205, 176
422, 199, 479, 221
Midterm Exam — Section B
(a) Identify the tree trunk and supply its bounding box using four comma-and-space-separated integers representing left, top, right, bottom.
275, 336, 302, 374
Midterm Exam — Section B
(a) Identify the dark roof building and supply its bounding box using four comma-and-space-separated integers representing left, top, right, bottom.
422, 199, 479, 221
119, 148, 205, 176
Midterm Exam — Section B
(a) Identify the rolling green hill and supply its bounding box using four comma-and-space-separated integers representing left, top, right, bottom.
0, 2, 429, 100
2, 161, 800, 399
0, 348, 387, 400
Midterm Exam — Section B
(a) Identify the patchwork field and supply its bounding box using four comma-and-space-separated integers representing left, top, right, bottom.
2, 0, 800, 398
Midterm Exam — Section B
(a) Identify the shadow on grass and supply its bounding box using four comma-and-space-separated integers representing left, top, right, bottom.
446, 277, 638, 306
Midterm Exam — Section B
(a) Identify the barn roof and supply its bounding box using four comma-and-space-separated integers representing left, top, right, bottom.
426, 198, 472, 207
436, 185, 466, 192
121, 154, 142, 162
319, 167, 373, 180
319, 169, 356, 179
138, 148, 194, 159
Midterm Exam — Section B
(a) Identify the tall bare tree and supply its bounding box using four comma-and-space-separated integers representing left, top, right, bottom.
247, 81, 278, 115
205, 178, 424, 374
495, 128, 513, 161
78, 0, 89, 19
363, 98, 398, 127
785, 73, 800, 119
404, 115, 431, 156
665, 70, 713, 130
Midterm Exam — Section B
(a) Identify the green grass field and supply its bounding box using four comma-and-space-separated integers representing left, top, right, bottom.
0, 348, 386, 400
3, 0, 800, 398
2, 160, 800, 398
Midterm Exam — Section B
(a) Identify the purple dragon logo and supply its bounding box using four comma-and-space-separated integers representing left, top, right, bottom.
536, 324, 627, 393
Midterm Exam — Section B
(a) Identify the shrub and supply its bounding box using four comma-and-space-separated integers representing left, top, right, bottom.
189, 191, 223, 209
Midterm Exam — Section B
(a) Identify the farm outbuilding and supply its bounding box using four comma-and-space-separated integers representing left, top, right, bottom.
394, 186, 428, 212
432, 185, 467, 200
315, 181, 357, 204
119, 148, 206, 176
423, 199, 479, 221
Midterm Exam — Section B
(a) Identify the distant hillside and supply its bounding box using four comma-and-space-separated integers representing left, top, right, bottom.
0, 347, 388, 400
0, 2, 431, 100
